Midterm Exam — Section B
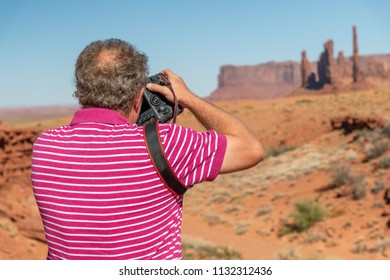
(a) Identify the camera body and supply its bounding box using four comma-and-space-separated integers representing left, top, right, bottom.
136, 74, 183, 126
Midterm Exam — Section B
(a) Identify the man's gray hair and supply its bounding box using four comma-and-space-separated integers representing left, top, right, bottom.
74, 39, 149, 116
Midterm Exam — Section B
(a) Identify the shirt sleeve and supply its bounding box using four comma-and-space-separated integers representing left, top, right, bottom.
158, 123, 227, 187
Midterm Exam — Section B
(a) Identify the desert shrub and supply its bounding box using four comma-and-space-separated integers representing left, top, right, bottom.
258, 182, 271, 192
382, 123, 390, 138
355, 129, 373, 142
329, 165, 352, 188
224, 205, 240, 214
276, 247, 300, 260
352, 240, 368, 254
350, 176, 367, 200
371, 201, 384, 208
296, 99, 313, 104
364, 140, 389, 161
280, 198, 324, 235
351, 238, 390, 254
279, 225, 293, 236
303, 230, 327, 244
378, 156, 390, 169
357, 127, 386, 145
209, 189, 230, 204
328, 166, 374, 200
326, 205, 347, 218
265, 144, 295, 158
255, 205, 272, 217
235, 221, 250, 235
204, 212, 229, 226
182, 237, 242, 260
371, 181, 385, 195
374, 238, 390, 254
271, 192, 285, 201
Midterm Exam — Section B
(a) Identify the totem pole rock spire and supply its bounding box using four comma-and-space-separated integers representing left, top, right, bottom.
301, 50, 311, 87
352, 25, 364, 82
317, 40, 339, 86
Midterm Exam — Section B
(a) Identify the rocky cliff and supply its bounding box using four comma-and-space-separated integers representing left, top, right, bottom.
0, 126, 41, 185
0, 125, 47, 259
208, 54, 390, 101
208, 61, 301, 101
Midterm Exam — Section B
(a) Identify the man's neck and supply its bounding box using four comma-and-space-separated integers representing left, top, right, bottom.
127, 110, 139, 124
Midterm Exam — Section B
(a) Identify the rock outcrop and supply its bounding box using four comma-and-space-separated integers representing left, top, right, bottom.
208, 25, 390, 101
317, 40, 339, 86
298, 25, 390, 93
337, 51, 352, 78
352, 25, 365, 83
0, 124, 46, 259
366, 58, 390, 79
330, 115, 385, 135
208, 54, 390, 101
208, 61, 301, 101
301, 50, 312, 88
0, 126, 41, 185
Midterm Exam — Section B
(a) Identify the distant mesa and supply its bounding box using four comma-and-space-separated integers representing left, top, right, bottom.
208, 61, 301, 101
207, 26, 390, 101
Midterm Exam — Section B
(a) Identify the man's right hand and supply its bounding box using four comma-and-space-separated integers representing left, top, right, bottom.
146, 69, 195, 109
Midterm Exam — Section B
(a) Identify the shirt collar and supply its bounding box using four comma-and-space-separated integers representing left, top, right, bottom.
70, 108, 130, 126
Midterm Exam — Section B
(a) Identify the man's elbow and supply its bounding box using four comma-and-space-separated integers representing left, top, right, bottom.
250, 141, 264, 166
242, 138, 264, 169
221, 136, 264, 173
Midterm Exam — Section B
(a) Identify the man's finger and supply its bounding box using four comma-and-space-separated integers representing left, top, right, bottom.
160, 69, 174, 77
146, 83, 172, 99
146, 83, 163, 93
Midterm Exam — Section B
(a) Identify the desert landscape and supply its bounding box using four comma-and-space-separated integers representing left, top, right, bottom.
1, 26, 389, 260
0, 85, 389, 260
181, 89, 390, 260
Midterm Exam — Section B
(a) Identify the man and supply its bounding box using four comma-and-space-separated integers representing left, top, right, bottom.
31, 39, 263, 260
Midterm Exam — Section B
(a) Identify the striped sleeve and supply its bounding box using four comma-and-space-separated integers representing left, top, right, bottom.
158, 123, 227, 187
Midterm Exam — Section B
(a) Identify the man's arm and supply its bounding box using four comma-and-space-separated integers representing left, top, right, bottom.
146, 69, 264, 173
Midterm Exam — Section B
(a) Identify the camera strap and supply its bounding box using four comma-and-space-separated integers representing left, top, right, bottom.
158, 73, 179, 124
144, 120, 188, 196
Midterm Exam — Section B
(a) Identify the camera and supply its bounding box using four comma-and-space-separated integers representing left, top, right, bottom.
136, 73, 183, 126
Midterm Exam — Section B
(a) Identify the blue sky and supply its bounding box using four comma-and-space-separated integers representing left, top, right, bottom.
1, 0, 389, 108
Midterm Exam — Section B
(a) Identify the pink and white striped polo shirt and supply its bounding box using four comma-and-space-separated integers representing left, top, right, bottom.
31, 108, 226, 260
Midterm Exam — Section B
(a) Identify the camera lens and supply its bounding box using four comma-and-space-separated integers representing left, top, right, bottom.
150, 95, 161, 106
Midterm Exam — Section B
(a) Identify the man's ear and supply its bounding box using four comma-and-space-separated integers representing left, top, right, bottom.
133, 88, 144, 113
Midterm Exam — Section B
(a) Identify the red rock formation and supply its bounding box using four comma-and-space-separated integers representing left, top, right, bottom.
0, 125, 46, 259
337, 51, 352, 78
0, 127, 41, 185
208, 61, 301, 101
352, 25, 365, 82
367, 58, 390, 79
211, 53, 390, 101
330, 115, 385, 135
317, 40, 339, 86
301, 50, 312, 87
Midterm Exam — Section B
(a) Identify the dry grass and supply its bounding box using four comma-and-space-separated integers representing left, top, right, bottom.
276, 247, 300, 260
182, 236, 242, 260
